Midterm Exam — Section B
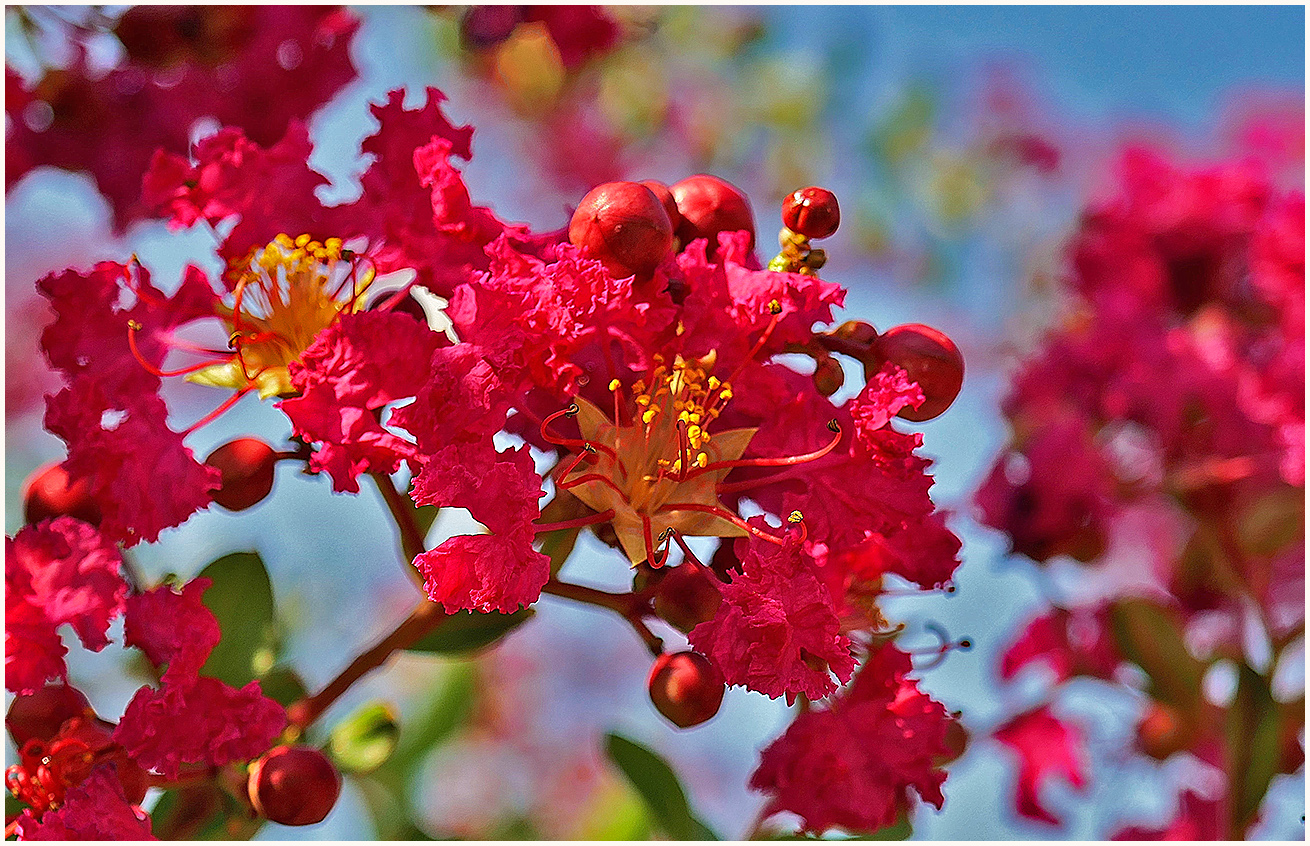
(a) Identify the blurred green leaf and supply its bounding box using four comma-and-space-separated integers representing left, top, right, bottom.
413, 504, 440, 541
575, 780, 652, 840
149, 784, 263, 841
406, 608, 533, 655
1109, 598, 1205, 710
1229, 665, 1281, 833
358, 664, 478, 839
197, 552, 279, 688
257, 665, 308, 708
603, 732, 719, 840
329, 701, 401, 774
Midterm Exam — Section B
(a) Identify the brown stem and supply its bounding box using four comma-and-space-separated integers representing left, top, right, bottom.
287, 600, 446, 732
541, 578, 663, 656
369, 472, 427, 578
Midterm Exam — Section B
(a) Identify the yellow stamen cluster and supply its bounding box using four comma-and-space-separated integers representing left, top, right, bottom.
627, 354, 734, 476
191, 234, 373, 398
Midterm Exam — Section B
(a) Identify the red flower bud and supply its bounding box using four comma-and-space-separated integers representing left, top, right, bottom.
670, 174, 755, 254
6, 684, 93, 747
248, 745, 342, 826
812, 354, 845, 397
23, 462, 101, 527
648, 651, 725, 728
205, 438, 277, 511
653, 565, 723, 633
875, 324, 964, 422
569, 181, 674, 277
460, 5, 524, 49
640, 179, 683, 233
832, 320, 879, 348
782, 186, 841, 240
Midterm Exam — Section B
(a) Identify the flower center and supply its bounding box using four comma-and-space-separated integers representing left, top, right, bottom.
190, 234, 373, 398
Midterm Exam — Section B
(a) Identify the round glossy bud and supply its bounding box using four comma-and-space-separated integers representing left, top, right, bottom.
205, 438, 277, 511
248, 746, 342, 826
782, 187, 841, 240
640, 180, 683, 235
653, 565, 722, 633
23, 462, 101, 526
875, 324, 964, 422
569, 181, 674, 277
6, 684, 93, 747
812, 355, 845, 397
459, 5, 523, 49
935, 718, 970, 765
670, 175, 755, 254
648, 651, 725, 728
831, 320, 879, 348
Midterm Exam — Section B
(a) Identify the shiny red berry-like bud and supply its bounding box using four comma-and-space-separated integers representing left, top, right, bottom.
459, 5, 523, 49
205, 438, 276, 511
670, 174, 755, 254
648, 651, 725, 728
812, 354, 845, 397
875, 324, 964, 422
6, 684, 93, 747
569, 181, 674, 277
782, 187, 840, 240
248, 746, 342, 826
23, 462, 101, 527
640, 180, 683, 233
653, 565, 722, 633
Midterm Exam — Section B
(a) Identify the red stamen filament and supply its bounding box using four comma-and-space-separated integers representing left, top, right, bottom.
533, 508, 616, 534
126, 323, 230, 378
541, 406, 617, 459
690, 421, 842, 480
181, 386, 255, 436
642, 513, 672, 568
558, 472, 628, 499
658, 502, 786, 546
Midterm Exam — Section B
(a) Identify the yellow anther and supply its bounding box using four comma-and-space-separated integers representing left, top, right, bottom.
707, 376, 720, 390
788, 510, 804, 523
687, 412, 702, 424
325, 237, 343, 252
686, 425, 702, 442
127, 319, 143, 331
608, 378, 621, 392
642, 408, 659, 425
275, 233, 294, 248
636, 395, 651, 407
719, 387, 733, 401
695, 452, 708, 468
294, 234, 311, 248
768, 299, 782, 315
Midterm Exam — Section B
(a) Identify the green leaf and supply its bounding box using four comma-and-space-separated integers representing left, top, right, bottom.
257, 665, 308, 707
1229, 665, 1282, 833
1109, 598, 1205, 710
406, 608, 533, 655
329, 701, 401, 774
413, 504, 440, 540
197, 552, 279, 688
603, 732, 719, 840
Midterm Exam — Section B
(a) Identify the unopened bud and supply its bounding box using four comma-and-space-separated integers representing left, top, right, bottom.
875, 324, 964, 422
781, 187, 841, 240
23, 463, 101, 527
6, 684, 93, 747
248, 745, 342, 826
670, 175, 755, 256
648, 651, 725, 728
569, 181, 675, 278
812, 355, 844, 396
205, 438, 277, 511
653, 565, 722, 633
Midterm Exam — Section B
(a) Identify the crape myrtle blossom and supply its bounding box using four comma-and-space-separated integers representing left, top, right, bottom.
21, 84, 967, 837
5, 521, 285, 839
6, 6, 359, 230
977, 139, 1304, 836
